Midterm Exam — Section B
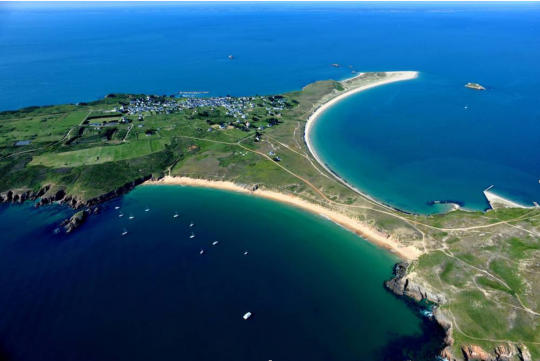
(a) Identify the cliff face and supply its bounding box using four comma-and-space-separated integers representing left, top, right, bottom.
385, 261, 447, 304
385, 262, 532, 361
0, 174, 153, 209
0, 185, 50, 204
458, 344, 528, 361
385, 261, 454, 358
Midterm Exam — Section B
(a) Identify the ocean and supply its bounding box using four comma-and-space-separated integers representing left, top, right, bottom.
1, 2, 538, 212
0, 2, 538, 359
0, 186, 444, 360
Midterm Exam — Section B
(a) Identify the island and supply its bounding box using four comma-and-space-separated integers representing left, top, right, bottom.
1, 72, 538, 360
465, 82, 486, 90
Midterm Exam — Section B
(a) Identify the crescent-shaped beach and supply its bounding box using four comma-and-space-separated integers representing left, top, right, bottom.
303, 71, 419, 211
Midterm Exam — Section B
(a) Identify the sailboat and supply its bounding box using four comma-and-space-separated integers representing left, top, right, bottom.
129, 214, 135, 220
173, 211, 179, 218
190, 232, 195, 239
212, 241, 219, 246
145, 206, 150, 212
200, 248, 204, 255
244, 250, 248, 255
122, 228, 128, 236
190, 220, 194, 227
119, 212, 124, 218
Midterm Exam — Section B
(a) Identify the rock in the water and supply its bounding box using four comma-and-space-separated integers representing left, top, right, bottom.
62, 210, 88, 233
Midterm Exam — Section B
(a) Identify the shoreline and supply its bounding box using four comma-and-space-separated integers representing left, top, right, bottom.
303, 71, 419, 214
144, 176, 422, 261
484, 189, 533, 210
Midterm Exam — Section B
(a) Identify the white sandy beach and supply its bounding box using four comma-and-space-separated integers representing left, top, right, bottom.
145, 176, 422, 260
303, 71, 419, 211
484, 189, 532, 209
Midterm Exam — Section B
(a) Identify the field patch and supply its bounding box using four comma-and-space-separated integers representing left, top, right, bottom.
30, 139, 170, 168
62, 111, 90, 126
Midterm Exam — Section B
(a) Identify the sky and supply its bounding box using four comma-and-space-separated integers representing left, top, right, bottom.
2, 1, 540, 12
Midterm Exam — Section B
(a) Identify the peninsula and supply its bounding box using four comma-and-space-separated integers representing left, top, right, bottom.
1, 72, 539, 360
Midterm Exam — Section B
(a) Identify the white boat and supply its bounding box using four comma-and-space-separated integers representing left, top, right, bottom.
200, 248, 204, 255
122, 228, 128, 236
243, 312, 251, 320
212, 241, 219, 246
145, 206, 150, 212
129, 214, 134, 220
190, 232, 195, 239
244, 250, 248, 255
115, 206, 120, 210
190, 221, 194, 227
174, 211, 179, 218
119, 212, 124, 218
228, 54, 234, 59
464, 104, 468, 109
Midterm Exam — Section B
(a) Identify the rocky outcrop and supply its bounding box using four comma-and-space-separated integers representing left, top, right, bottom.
384, 261, 447, 304
386, 262, 533, 361
434, 308, 454, 348
441, 348, 460, 361
461, 344, 523, 361
34, 188, 66, 207
0, 187, 45, 204
493, 344, 515, 361
405, 280, 448, 304
386, 262, 456, 360
1, 174, 153, 209
517, 344, 531, 361
462, 345, 494, 361
0, 185, 53, 205
465, 83, 486, 90
384, 261, 409, 295
60, 210, 88, 233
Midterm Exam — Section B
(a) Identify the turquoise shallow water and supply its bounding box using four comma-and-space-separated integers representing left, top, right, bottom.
0, 186, 444, 360
312, 69, 540, 214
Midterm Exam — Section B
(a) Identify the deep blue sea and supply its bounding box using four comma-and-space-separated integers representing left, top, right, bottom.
1, 1, 539, 212
0, 186, 444, 361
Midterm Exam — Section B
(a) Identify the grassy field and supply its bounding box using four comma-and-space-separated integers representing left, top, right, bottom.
30, 138, 170, 168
